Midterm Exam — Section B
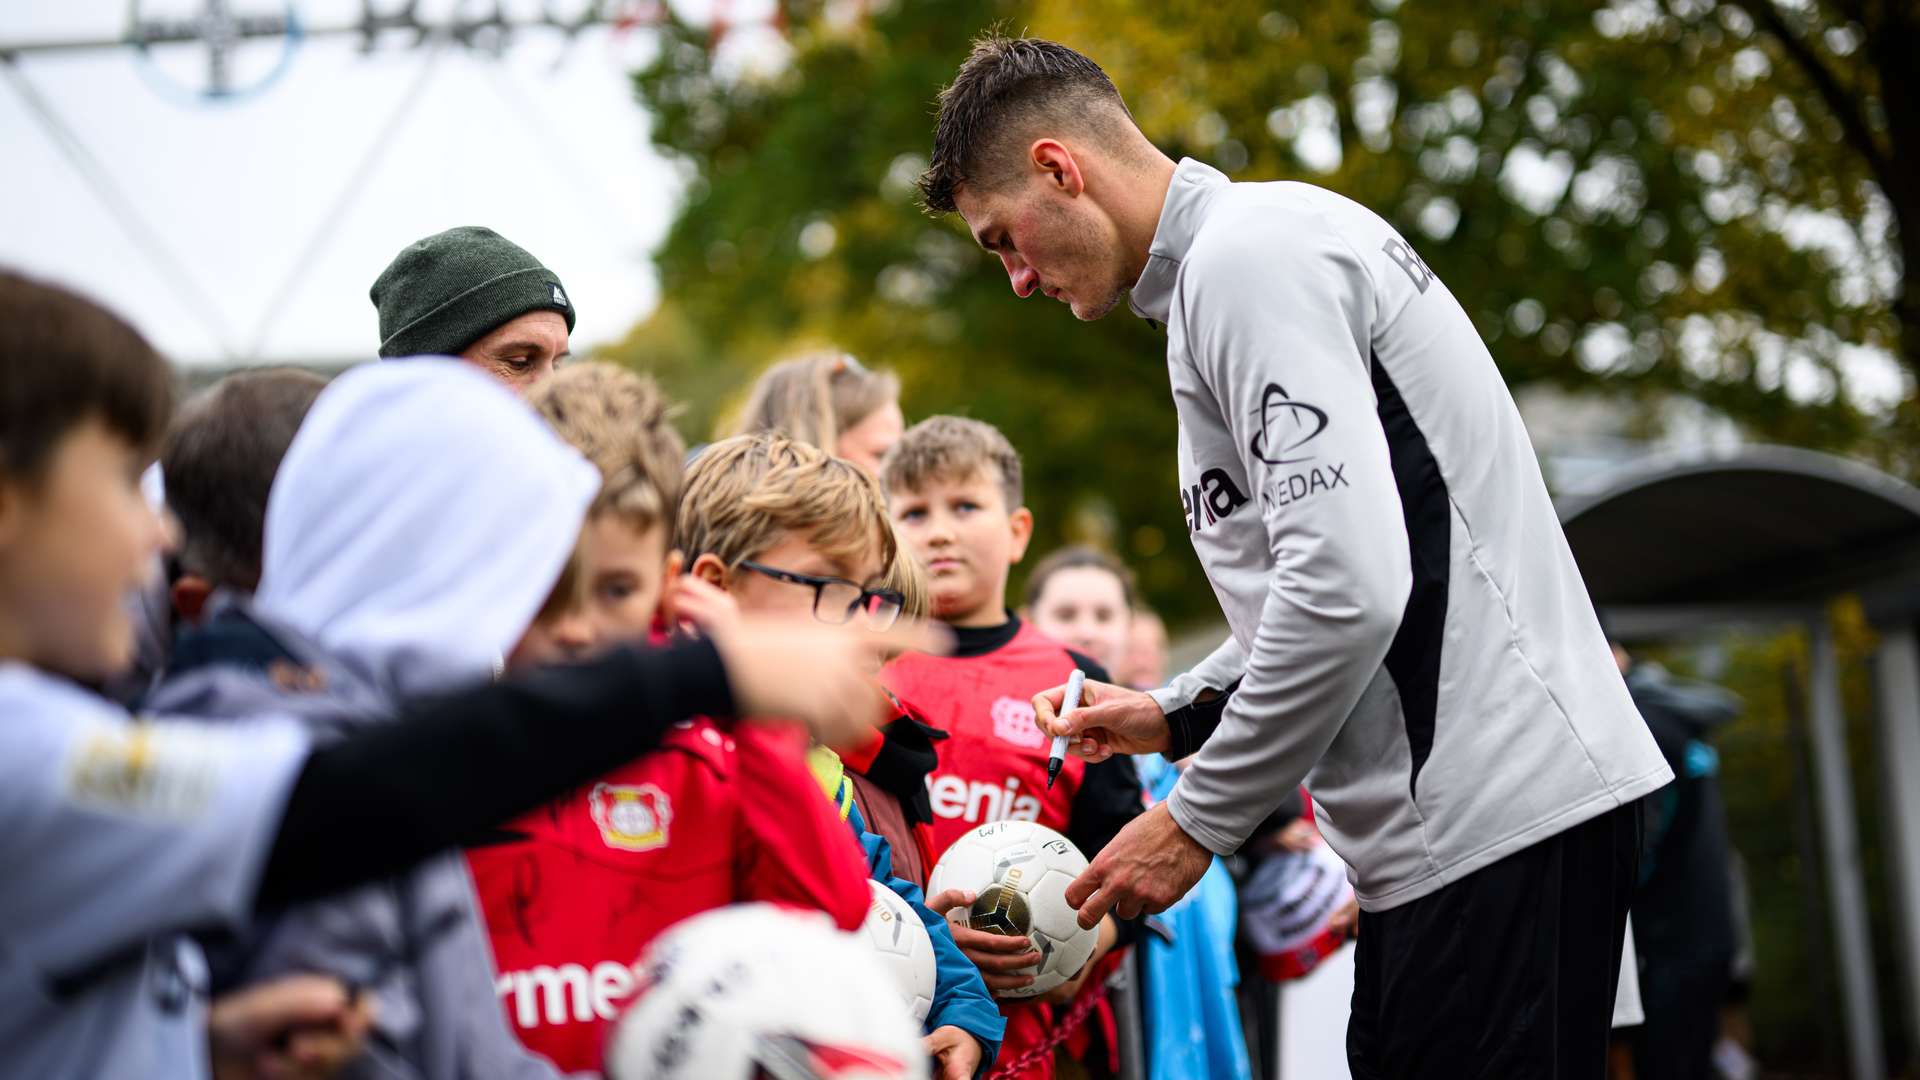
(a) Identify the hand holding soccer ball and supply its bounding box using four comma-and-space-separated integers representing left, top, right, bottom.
925, 821, 1101, 999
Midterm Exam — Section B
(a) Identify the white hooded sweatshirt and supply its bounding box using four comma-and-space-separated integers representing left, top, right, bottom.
257, 359, 598, 700
239, 359, 598, 1078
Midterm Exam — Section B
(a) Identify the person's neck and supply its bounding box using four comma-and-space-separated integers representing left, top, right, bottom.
0, 614, 36, 669
943, 597, 1012, 630
1117, 153, 1179, 288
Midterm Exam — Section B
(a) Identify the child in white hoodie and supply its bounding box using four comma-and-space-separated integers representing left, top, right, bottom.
147, 359, 608, 1079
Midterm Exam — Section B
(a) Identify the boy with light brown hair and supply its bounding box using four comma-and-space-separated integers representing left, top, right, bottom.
676, 432, 1005, 1080
881, 415, 1142, 1079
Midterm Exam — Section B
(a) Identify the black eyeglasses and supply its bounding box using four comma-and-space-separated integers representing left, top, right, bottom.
738, 561, 906, 630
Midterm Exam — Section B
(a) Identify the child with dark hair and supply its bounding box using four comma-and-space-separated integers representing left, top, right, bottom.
163, 369, 329, 606
156, 369, 330, 693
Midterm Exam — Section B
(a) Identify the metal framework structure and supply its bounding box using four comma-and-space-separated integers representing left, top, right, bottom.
0, 2, 672, 97
0, 0, 758, 363
1562, 445, 1920, 1080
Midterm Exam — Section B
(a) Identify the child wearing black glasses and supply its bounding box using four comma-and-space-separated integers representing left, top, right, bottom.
673, 432, 1004, 1080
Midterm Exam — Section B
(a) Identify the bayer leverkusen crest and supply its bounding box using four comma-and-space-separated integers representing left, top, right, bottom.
589, 782, 672, 851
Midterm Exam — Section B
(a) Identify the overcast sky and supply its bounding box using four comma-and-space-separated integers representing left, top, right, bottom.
0, 0, 771, 367
2, 1, 1906, 420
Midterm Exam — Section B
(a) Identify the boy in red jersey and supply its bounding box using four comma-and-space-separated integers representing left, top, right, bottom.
465, 364, 872, 1072
881, 416, 1143, 1079
676, 432, 1004, 1080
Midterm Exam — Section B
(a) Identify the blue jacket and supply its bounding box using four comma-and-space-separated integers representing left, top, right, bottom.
845, 799, 1005, 1075
1136, 754, 1253, 1080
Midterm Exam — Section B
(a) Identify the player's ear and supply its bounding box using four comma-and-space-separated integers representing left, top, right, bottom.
1007, 506, 1035, 564
1030, 139, 1084, 197
688, 552, 729, 591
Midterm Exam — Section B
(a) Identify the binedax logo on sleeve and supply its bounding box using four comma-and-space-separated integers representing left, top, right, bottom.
64, 722, 221, 821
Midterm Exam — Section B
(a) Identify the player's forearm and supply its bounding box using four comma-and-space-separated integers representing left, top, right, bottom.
1147, 636, 1245, 717
255, 638, 732, 911
1167, 564, 1403, 856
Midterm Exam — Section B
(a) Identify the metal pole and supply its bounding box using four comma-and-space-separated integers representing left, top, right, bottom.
1873, 622, 1920, 1056
1807, 616, 1887, 1080
1113, 949, 1145, 1080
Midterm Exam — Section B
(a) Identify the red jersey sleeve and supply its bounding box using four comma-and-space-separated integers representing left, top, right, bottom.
732, 726, 871, 931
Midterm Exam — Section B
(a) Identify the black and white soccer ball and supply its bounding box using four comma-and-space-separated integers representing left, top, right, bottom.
926, 820, 1097, 998
858, 880, 936, 1024
606, 904, 928, 1080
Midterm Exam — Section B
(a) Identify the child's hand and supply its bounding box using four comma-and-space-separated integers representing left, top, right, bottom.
924, 888, 1043, 993
661, 574, 741, 640
705, 613, 949, 743
923, 1025, 983, 1080
208, 974, 374, 1080
1031, 678, 1170, 761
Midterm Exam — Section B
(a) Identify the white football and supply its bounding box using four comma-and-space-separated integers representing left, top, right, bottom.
606, 904, 928, 1080
859, 879, 937, 1024
926, 820, 1097, 998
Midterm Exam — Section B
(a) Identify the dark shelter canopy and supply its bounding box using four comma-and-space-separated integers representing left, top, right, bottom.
1553, 444, 1920, 1080
1558, 445, 1920, 609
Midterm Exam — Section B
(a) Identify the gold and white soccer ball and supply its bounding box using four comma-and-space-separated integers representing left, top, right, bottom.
858, 880, 937, 1024
926, 820, 1098, 998
606, 904, 928, 1080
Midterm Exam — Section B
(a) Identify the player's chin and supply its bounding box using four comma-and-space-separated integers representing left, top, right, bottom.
1070, 291, 1125, 322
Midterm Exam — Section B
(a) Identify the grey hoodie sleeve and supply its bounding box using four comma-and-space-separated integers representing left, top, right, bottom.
1161, 208, 1413, 856
1147, 637, 1245, 718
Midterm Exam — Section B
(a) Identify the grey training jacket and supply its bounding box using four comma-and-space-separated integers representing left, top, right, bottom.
1138, 159, 1672, 911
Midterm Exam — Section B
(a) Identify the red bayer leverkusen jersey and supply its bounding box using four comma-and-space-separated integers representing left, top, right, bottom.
465, 719, 870, 1073
883, 617, 1099, 860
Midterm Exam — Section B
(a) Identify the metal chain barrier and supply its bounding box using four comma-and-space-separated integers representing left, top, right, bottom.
985, 974, 1112, 1080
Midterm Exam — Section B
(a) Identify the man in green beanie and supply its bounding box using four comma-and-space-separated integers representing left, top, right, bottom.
370, 226, 575, 394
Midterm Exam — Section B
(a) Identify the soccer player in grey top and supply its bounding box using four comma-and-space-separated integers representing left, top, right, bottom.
921, 36, 1671, 1077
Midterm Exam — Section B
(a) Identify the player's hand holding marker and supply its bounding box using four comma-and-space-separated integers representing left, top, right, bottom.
1033, 674, 1214, 931
1031, 675, 1172, 763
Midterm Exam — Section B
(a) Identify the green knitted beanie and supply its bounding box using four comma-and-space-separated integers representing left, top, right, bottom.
370, 226, 575, 359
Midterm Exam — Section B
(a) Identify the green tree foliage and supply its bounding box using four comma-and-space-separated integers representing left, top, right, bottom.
610, 0, 1914, 627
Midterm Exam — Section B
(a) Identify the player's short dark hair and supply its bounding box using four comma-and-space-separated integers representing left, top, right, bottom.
1024, 545, 1137, 612
162, 368, 328, 591
0, 269, 173, 483
919, 35, 1135, 214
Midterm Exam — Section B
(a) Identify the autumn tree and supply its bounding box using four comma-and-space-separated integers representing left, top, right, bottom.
608, 0, 1916, 626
